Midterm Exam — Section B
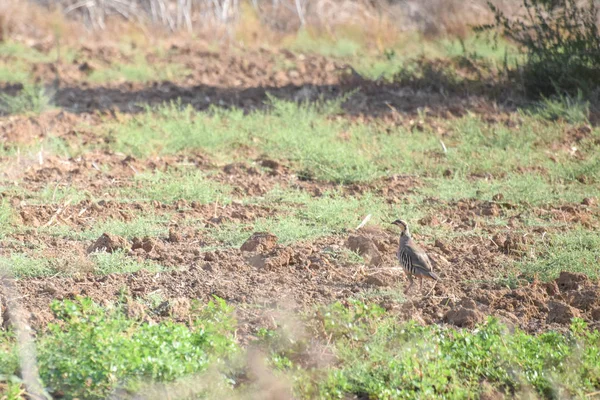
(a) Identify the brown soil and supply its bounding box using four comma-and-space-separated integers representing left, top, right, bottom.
7, 223, 600, 336
1, 43, 600, 340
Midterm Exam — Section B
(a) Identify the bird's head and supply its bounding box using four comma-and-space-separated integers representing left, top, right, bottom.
390, 219, 409, 235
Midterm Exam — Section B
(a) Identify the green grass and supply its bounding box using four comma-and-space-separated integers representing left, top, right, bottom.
0, 42, 55, 63
2, 298, 598, 399
91, 250, 165, 275
520, 229, 600, 281
424, 174, 598, 206
0, 200, 15, 238
533, 91, 590, 124
118, 170, 231, 204
0, 248, 165, 278
0, 60, 30, 84
210, 188, 398, 246
0, 83, 53, 115
107, 98, 600, 187
0, 253, 58, 278
287, 29, 362, 58
39, 213, 171, 241
31, 183, 90, 205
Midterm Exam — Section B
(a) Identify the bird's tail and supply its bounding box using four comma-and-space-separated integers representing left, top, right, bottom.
428, 271, 440, 280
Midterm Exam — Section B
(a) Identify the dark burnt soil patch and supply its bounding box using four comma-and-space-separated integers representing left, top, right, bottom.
0, 42, 519, 118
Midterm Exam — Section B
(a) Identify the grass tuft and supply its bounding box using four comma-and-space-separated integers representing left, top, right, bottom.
533, 91, 590, 124
120, 170, 231, 204
520, 229, 600, 281
0, 83, 53, 115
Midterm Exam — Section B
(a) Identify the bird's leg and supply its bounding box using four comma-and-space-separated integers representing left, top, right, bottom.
419, 276, 423, 291
404, 274, 414, 294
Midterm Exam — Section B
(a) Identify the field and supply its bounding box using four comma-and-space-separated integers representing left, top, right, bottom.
1, 10, 600, 399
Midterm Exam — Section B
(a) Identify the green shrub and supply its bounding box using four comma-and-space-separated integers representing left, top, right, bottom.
294, 301, 600, 399
0, 297, 238, 399
479, 0, 600, 98
0, 83, 53, 115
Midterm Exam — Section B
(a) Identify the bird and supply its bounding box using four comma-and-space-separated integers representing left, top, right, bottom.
391, 219, 439, 294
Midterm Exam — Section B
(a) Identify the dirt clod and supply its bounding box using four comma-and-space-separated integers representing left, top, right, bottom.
444, 300, 484, 328
547, 301, 580, 324
259, 158, 284, 175
124, 299, 146, 320
168, 228, 182, 243
544, 281, 560, 296
132, 237, 162, 253
556, 271, 589, 291
566, 289, 600, 311
171, 297, 191, 320
345, 235, 382, 266
87, 233, 129, 253
365, 275, 388, 287
241, 232, 278, 252
434, 239, 451, 255
492, 232, 530, 255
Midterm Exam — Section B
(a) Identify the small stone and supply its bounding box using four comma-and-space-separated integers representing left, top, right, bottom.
582, 197, 597, 206
259, 158, 282, 172
171, 297, 191, 319
79, 61, 95, 73
434, 239, 451, 254
365, 275, 388, 287
481, 204, 500, 216
41, 284, 57, 295
544, 281, 560, 296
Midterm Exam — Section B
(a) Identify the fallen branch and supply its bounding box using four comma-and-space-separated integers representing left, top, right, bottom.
0, 271, 49, 399
355, 214, 371, 230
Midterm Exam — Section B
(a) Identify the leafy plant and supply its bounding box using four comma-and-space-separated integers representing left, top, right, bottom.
16, 297, 238, 399
294, 302, 600, 399
478, 0, 600, 97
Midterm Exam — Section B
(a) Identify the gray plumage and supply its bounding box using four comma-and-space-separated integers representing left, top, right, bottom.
392, 219, 439, 293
